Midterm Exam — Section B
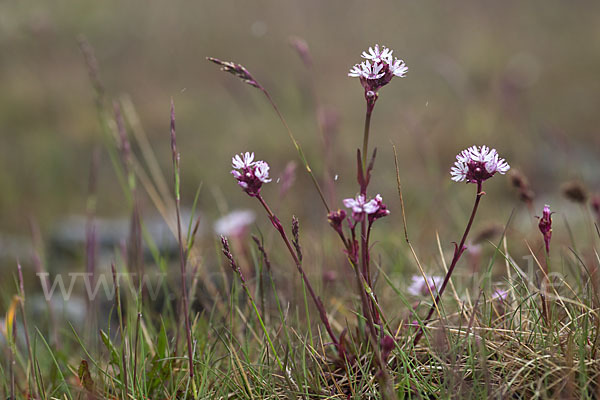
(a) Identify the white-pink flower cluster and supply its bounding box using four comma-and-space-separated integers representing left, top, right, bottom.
231, 152, 271, 196
343, 193, 390, 222
349, 44, 408, 80
348, 45, 407, 98
450, 145, 510, 184
214, 209, 256, 237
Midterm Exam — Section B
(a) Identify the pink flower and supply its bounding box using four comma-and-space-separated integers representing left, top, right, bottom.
492, 288, 509, 302
348, 44, 407, 99
450, 145, 510, 184
407, 274, 444, 296
361, 44, 394, 64
368, 194, 390, 223
214, 210, 256, 237
343, 193, 388, 222
231, 152, 272, 197
538, 204, 553, 254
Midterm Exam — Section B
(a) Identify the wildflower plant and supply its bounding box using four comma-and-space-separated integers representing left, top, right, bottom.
413, 145, 510, 345
14, 35, 598, 400
211, 44, 514, 398
349, 44, 407, 166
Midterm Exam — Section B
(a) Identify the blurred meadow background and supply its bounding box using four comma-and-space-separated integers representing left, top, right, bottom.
2, 0, 600, 396
2, 0, 600, 238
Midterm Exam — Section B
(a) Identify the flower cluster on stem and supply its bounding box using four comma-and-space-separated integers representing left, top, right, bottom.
231, 152, 272, 197
451, 145, 510, 184
349, 44, 407, 109
413, 145, 510, 346
349, 45, 407, 167
229, 152, 343, 358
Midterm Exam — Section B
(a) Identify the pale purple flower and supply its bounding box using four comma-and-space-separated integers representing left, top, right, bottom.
388, 58, 408, 78
231, 152, 271, 196
232, 152, 255, 169
214, 210, 256, 237
253, 161, 271, 183
349, 60, 385, 80
407, 274, 444, 296
343, 193, 387, 221
361, 44, 393, 63
348, 44, 407, 100
492, 288, 509, 302
368, 194, 390, 222
450, 145, 510, 184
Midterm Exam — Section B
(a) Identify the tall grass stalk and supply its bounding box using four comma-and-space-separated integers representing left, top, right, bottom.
170, 99, 195, 380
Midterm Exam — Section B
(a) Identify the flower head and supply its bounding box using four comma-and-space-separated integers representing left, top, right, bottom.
327, 209, 347, 236
361, 44, 393, 64
407, 274, 444, 296
538, 204, 553, 254
368, 194, 390, 223
492, 288, 509, 302
343, 193, 388, 222
214, 210, 256, 237
450, 145, 510, 184
231, 152, 271, 197
348, 44, 407, 102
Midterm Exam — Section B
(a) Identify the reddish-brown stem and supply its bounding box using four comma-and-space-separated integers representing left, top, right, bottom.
255, 194, 341, 354
361, 107, 373, 169
413, 180, 484, 346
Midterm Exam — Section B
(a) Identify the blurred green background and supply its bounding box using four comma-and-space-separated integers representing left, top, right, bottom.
1, 0, 600, 262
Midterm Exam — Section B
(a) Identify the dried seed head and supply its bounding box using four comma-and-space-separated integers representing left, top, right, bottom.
327, 209, 347, 236
207, 57, 261, 89
289, 36, 312, 68
472, 223, 503, 244
291, 216, 302, 262
509, 169, 535, 204
562, 181, 588, 204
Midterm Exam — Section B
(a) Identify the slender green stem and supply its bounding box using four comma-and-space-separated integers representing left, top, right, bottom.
242, 280, 284, 371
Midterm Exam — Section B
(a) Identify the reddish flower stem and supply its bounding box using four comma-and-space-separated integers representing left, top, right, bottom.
255, 194, 341, 355
413, 180, 483, 346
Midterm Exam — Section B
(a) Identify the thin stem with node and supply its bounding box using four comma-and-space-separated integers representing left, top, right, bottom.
254, 193, 341, 356
413, 180, 484, 346
170, 99, 194, 379
361, 105, 373, 169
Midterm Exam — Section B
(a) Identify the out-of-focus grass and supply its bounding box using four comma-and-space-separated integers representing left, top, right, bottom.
1, 0, 600, 235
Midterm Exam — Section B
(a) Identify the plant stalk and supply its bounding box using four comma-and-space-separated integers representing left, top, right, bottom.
255, 194, 341, 354
413, 180, 484, 346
